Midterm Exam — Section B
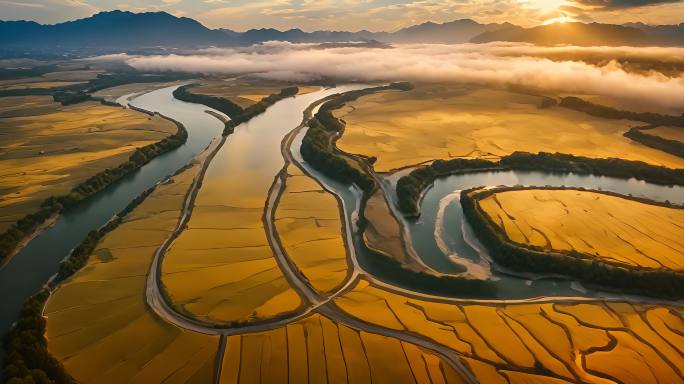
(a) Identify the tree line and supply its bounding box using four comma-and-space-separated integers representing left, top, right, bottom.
174, 84, 299, 135
461, 187, 684, 299
3, 183, 159, 384
301, 82, 413, 193
397, 151, 684, 216
559, 96, 684, 127
624, 127, 684, 159
396, 158, 497, 217
0, 119, 187, 266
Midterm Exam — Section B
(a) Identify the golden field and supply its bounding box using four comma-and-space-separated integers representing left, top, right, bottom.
644, 126, 684, 143
191, 78, 318, 109
161, 133, 302, 325
0, 69, 102, 90
220, 313, 465, 384
478, 189, 684, 271
333, 84, 684, 172
275, 165, 349, 293
45, 164, 219, 384
335, 279, 684, 384
0, 96, 177, 232
0, 81, 82, 90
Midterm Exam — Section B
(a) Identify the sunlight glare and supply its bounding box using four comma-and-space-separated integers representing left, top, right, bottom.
542, 15, 578, 25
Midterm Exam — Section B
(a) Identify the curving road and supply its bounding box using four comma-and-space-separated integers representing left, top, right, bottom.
133, 83, 684, 384
133, 86, 482, 383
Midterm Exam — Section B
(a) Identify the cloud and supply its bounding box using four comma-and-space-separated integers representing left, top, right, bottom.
0, 0, 97, 23
126, 42, 684, 110
572, 0, 683, 9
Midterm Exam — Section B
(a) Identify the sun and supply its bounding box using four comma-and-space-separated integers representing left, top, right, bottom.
542, 15, 578, 25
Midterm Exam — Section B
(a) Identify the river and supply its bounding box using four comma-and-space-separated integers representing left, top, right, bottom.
390, 170, 684, 299
3, 83, 683, 343
0, 85, 226, 338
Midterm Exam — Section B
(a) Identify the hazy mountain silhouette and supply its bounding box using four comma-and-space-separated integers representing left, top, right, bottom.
0, 11, 224, 49
470, 22, 653, 46
624, 22, 684, 46
389, 19, 514, 44
1, 10, 683, 54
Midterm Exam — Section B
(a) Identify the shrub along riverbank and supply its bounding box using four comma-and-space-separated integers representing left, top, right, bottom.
461, 186, 684, 299
301, 82, 413, 193
0, 117, 187, 266
624, 128, 684, 159
396, 151, 684, 216
173, 84, 299, 135
2, 183, 159, 384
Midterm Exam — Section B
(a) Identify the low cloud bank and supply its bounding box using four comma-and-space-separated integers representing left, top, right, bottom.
127, 42, 684, 109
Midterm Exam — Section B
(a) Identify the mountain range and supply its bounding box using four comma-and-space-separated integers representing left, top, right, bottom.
1, 10, 683, 55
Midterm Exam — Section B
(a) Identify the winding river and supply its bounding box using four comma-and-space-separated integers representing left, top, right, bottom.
0, 85, 226, 338
3, 82, 683, 371
386, 170, 684, 300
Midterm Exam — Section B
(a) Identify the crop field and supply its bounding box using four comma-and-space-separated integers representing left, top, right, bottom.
0, 96, 177, 232
645, 126, 684, 143
477, 189, 684, 271
44, 164, 219, 384
0, 69, 102, 89
220, 313, 465, 384
191, 78, 318, 108
0, 81, 82, 90
275, 165, 349, 293
161, 129, 302, 325
333, 84, 684, 172
334, 279, 684, 384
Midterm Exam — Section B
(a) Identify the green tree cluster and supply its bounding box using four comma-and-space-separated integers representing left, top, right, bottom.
624, 128, 684, 158
560, 96, 684, 126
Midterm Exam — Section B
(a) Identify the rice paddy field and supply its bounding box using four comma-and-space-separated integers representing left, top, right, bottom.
220, 313, 466, 384
0, 96, 177, 232
335, 279, 684, 384
477, 188, 684, 271
44, 163, 219, 384
275, 165, 349, 294
160, 121, 303, 325
333, 84, 684, 172
191, 78, 319, 109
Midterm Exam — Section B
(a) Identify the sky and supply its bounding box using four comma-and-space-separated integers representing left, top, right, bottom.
1, 0, 683, 31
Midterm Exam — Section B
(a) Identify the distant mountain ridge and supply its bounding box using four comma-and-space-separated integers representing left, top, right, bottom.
470, 22, 678, 46
1, 10, 683, 55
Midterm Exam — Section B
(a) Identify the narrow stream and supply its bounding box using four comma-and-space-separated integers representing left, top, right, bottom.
0, 85, 225, 337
